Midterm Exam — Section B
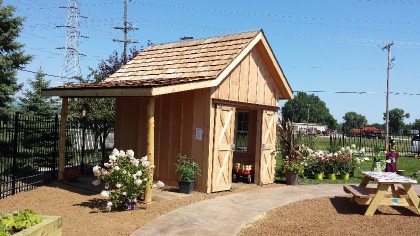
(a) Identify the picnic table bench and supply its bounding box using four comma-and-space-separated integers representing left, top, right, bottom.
343, 171, 420, 216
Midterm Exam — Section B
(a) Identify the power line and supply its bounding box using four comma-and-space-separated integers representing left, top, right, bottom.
19, 68, 67, 79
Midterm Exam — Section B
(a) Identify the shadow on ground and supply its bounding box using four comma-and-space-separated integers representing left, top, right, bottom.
330, 196, 419, 216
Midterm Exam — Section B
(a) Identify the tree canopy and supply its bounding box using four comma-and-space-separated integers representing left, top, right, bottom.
342, 111, 367, 131
0, 4, 32, 117
18, 67, 60, 116
384, 108, 410, 133
281, 92, 338, 130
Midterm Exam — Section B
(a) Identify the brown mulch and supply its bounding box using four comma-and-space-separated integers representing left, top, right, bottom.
1, 182, 419, 236
239, 196, 420, 236
0, 181, 274, 236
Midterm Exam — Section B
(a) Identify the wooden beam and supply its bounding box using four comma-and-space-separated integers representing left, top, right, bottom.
144, 97, 155, 203
58, 97, 68, 180
212, 98, 279, 111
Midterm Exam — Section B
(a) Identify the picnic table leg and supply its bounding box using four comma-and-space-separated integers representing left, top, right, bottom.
402, 184, 420, 214
359, 176, 370, 188
364, 183, 390, 216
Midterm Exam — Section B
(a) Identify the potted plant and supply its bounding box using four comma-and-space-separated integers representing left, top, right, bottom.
175, 154, 201, 194
338, 156, 352, 180
277, 120, 302, 185
92, 149, 154, 211
310, 158, 325, 180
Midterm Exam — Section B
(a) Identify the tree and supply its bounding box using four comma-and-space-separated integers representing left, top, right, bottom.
281, 92, 338, 130
342, 112, 367, 131
18, 67, 60, 116
411, 119, 420, 131
68, 48, 140, 158
383, 108, 410, 134
0, 4, 32, 117
370, 123, 384, 130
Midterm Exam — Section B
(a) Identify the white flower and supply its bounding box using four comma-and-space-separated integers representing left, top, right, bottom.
109, 155, 117, 161
104, 163, 111, 168
111, 148, 119, 156
119, 150, 126, 157
107, 201, 113, 206
364, 157, 370, 161
134, 179, 142, 186
122, 192, 127, 196
93, 165, 101, 172
116, 183, 122, 188
142, 161, 150, 167
122, 170, 127, 174
136, 170, 142, 176
132, 174, 137, 179
92, 179, 100, 186
101, 190, 110, 198
351, 144, 356, 149
104, 201, 112, 211
114, 166, 120, 171
131, 159, 139, 166
141, 155, 148, 162
127, 150, 134, 158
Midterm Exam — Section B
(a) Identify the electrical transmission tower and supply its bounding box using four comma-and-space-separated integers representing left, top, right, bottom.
58, 0, 82, 83
113, 0, 138, 64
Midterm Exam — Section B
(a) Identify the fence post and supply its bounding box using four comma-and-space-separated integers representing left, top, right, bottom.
342, 123, 345, 147
52, 114, 59, 180
81, 116, 86, 174
12, 112, 19, 195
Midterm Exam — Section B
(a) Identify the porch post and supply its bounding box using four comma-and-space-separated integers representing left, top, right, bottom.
144, 97, 155, 203
59, 97, 68, 180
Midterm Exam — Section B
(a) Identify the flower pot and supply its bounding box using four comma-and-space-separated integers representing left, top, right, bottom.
327, 173, 336, 180
178, 180, 195, 194
314, 173, 323, 180
122, 199, 137, 211
285, 172, 298, 185
341, 173, 350, 180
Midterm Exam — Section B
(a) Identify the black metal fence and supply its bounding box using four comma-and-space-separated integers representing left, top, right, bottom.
0, 113, 114, 199
0, 113, 58, 198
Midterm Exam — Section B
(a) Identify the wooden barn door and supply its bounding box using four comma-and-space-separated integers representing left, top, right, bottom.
211, 105, 236, 192
259, 110, 278, 184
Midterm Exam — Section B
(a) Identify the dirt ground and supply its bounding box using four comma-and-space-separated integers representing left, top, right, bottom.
1, 182, 419, 236
0, 181, 273, 236
239, 196, 420, 236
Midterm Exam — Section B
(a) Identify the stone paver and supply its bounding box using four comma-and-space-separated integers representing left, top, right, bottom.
133, 184, 420, 236
132, 184, 345, 236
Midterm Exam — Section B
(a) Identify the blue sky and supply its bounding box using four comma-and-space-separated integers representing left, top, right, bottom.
7, 0, 420, 124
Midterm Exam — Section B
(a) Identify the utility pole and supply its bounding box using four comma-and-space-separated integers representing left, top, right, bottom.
382, 42, 394, 151
113, 0, 138, 64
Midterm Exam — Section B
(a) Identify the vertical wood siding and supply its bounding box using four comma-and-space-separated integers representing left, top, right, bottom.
114, 89, 211, 191
213, 46, 280, 107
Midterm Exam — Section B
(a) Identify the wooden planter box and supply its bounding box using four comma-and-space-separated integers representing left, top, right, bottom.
14, 215, 62, 236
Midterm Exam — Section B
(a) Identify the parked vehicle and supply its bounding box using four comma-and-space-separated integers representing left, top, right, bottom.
411, 134, 420, 157
361, 126, 384, 139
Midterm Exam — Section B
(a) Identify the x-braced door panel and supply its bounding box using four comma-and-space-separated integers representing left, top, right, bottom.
211, 105, 236, 192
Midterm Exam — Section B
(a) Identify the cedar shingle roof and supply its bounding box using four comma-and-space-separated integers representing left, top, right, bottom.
50, 30, 260, 90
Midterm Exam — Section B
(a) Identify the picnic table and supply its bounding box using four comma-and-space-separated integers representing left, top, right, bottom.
343, 171, 420, 216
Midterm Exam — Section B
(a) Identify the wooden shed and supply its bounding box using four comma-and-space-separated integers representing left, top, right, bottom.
43, 30, 293, 195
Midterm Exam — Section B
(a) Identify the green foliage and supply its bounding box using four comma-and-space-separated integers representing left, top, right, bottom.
384, 108, 410, 133
411, 119, 420, 131
175, 154, 201, 182
1, 209, 42, 233
0, 220, 9, 236
277, 120, 301, 171
281, 92, 338, 130
342, 111, 367, 131
18, 67, 59, 116
0, 4, 32, 117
